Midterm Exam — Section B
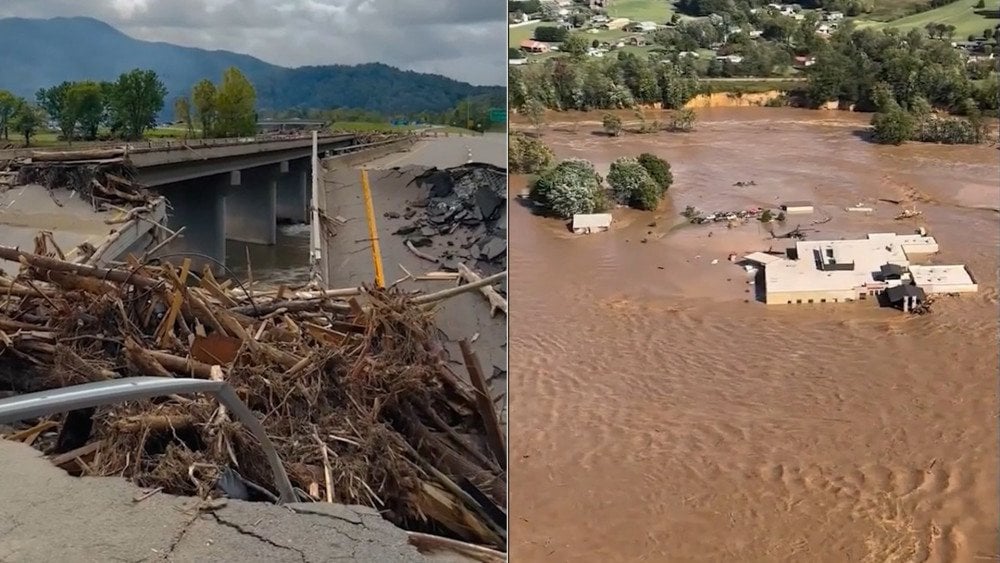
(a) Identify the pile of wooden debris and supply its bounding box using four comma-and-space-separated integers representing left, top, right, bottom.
0, 242, 507, 555
1, 148, 150, 210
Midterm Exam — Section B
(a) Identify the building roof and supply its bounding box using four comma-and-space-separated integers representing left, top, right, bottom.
572, 213, 612, 229
520, 40, 548, 49
782, 201, 813, 208
763, 233, 939, 295
908, 265, 976, 287
743, 251, 785, 266
885, 284, 925, 303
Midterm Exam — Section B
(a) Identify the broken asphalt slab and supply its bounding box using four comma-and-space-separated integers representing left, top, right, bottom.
0, 439, 462, 562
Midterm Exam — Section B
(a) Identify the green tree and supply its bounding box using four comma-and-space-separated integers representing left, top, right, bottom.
637, 153, 673, 192
65, 81, 105, 140
523, 98, 547, 133
192, 79, 218, 138
36, 82, 75, 142
10, 101, 44, 146
531, 158, 607, 218
214, 67, 257, 137
108, 69, 167, 140
669, 108, 696, 132
534, 26, 569, 42
657, 62, 699, 109
975, 0, 985, 8
0, 90, 17, 140
174, 96, 193, 135
509, 131, 555, 173
562, 33, 590, 58
607, 157, 661, 210
871, 104, 915, 145
602, 113, 623, 136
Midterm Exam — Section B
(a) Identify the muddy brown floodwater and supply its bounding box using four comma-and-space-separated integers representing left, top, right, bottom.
509, 107, 999, 562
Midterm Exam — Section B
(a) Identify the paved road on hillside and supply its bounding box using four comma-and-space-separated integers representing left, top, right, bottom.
368, 133, 506, 169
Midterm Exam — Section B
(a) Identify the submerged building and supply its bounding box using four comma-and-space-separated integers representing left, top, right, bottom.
744, 233, 978, 305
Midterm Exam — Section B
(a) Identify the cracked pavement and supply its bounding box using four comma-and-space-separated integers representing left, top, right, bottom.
0, 440, 465, 562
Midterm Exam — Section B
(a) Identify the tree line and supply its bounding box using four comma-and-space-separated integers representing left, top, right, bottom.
0, 68, 167, 146
804, 25, 997, 116
510, 53, 701, 112
173, 67, 259, 139
0, 66, 261, 147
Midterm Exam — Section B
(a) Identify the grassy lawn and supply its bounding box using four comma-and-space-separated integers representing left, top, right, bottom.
607, 0, 675, 22
868, 0, 1000, 37
510, 22, 542, 47
864, 0, 931, 21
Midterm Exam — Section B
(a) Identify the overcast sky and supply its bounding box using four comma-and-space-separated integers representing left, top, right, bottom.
0, 0, 506, 85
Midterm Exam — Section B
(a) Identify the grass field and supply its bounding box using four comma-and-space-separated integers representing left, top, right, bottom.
868, 0, 1000, 37
509, 22, 542, 47
607, 0, 675, 21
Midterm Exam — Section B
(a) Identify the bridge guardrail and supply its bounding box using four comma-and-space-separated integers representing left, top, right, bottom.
0, 132, 358, 160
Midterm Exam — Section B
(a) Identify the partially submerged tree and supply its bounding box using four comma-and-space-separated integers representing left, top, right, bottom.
637, 153, 673, 192
523, 98, 546, 133
602, 113, 623, 136
509, 131, 555, 174
669, 108, 696, 132
871, 103, 915, 145
531, 158, 608, 219
607, 157, 661, 211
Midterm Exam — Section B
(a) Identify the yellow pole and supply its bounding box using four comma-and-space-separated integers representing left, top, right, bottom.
360, 168, 385, 288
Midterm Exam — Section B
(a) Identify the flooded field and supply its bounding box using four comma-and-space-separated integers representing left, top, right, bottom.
509, 108, 999, 561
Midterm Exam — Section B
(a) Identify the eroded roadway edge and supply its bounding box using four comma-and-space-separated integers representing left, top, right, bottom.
0, 440, 465, 562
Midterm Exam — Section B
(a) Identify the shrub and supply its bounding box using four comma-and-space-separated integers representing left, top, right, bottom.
531, 158, 608, 218
636, 153, 673, 193
509, 132, 554, 174
602, 113, 623, 136
607, 157, 662, 211
669, 108, 696, 132
871, 105, 915, 145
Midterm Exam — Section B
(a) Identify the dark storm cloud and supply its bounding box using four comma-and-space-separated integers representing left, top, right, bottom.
0, 0, 506, 85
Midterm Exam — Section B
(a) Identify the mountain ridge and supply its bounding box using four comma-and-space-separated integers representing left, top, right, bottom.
0, 16, 503, 114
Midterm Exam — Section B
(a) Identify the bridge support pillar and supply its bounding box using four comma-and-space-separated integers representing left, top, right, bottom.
276, 159, 309, 224
160, 173, 228, 273
225, 165, 277, 245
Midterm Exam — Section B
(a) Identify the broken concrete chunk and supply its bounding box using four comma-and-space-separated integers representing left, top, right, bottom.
475, 185, 503, 222
407, 236, 433, 248
393, 224, 419, 235
383, 211, 401, 219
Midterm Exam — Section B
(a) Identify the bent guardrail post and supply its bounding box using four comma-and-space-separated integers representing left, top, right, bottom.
0, 376, 297, 504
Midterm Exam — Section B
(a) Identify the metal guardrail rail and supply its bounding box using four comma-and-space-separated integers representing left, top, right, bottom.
0, 132, 359, 160
0, 377, 297, 504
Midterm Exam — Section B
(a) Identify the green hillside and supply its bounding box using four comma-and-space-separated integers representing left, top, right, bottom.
873, 0, 999, 37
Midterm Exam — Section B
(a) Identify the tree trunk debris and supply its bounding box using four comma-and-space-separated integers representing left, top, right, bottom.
0, 244, 508, 552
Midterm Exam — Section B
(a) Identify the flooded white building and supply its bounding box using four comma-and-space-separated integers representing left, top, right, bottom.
745, 233, 978, 305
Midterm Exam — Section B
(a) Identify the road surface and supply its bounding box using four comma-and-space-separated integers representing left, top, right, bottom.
321, 133, 508, 417
0, 439, 459, 562
370, 133, 506, 169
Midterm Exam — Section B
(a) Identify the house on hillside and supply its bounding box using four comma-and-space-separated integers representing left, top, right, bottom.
603, 18, 631, 30
715, 54, 745, 63
794, 55, 817, 67
625, 21, 658, 32
816, 24, 832, 36
520, 40, 550, 53
826, 11, 844, 21
627, 35, 648, 46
